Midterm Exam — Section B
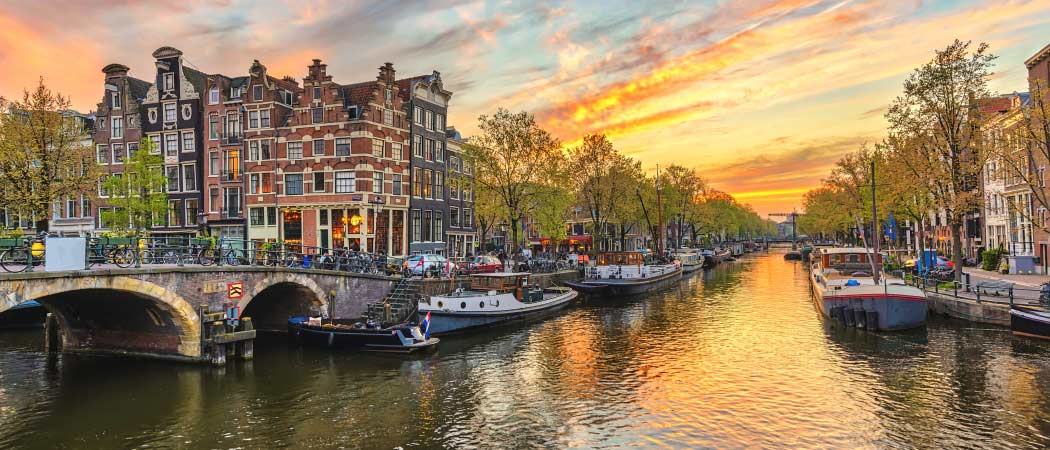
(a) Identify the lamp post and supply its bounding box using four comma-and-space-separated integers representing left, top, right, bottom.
369, 197, 385, 254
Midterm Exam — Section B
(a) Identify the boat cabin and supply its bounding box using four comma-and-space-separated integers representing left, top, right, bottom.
597, 252, 644, 266
470, 272, 543, 302
818, 248, 882, 277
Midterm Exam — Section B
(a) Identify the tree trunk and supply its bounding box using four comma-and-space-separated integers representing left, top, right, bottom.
952, 222, 964, 282
510, 217, 520, 257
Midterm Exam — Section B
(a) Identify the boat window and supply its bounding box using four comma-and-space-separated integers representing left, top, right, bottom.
460, 302, 466, 309
479, 301, 485, 308
437, 301, 443, 308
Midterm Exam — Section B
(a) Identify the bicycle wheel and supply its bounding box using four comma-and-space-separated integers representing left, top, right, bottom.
112, 247, 135, 268
224, 249, 242, 266
199, 248, 216, 266
0, 249, 28, 273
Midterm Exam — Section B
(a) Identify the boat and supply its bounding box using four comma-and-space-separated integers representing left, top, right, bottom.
287, 316, 439, 352
567, 252, 682, 296
699, 249, 717, 268
0, 300, 46, 329
419, 272, 578, 335
679, 251, 704, 273
1010, 305, 1050, 340
714, 247, 732, 262
809, 247, 927, 330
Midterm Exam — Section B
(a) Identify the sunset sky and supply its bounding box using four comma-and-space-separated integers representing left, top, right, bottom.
2, 0, 1050, 216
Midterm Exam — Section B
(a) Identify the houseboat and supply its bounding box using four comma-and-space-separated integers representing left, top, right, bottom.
418, 272, 578, 335
810, 247, 927, 330
287, 317, 439, 353
1011, 305, 1050, 340
679, 251, 705, 274
565, 252, 682, 295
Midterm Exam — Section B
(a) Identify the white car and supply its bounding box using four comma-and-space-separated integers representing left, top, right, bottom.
403, 254, 454, 277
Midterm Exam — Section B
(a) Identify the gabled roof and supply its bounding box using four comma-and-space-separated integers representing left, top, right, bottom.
396, 75, 427, 101
1025, 43, 1050, 69
230, 76, 249, 89
127, 77, 152, 101
341, 81, 377, 107
182, 66, 206, 95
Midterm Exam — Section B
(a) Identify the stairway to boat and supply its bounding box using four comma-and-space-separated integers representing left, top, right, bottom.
365, 277, 424, 324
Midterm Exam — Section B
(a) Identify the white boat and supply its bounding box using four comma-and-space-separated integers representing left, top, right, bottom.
566, 252, 682, 295
809, 247, 927, 330
418, 273, 578, 335
679, 252, 704, 273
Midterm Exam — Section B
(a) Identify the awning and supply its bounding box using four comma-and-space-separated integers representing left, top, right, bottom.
567, 235, 592, 244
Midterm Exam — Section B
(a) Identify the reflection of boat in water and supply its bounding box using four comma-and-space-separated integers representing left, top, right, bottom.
419, 272, 578, 335
1011, 305, 1050, 340
287, 317, 439, 353
810, 248, 927, 331
566, 252, 682, 296
0, 300, 46, 329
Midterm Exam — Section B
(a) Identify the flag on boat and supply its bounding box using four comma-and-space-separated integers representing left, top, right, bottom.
421, 311, 431, 339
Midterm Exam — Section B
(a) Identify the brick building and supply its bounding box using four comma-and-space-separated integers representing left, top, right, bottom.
399, 71, 452, 255
93, 63, 152, 233
445, 127, 475, 256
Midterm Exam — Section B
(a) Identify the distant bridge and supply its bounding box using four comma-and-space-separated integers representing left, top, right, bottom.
0, 266, 396, 362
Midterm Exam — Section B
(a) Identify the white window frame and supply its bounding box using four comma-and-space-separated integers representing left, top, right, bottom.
111, 91, 121, 109
209, 87, 219, 105
284, 173, 304, 196
111, 143, 124, 165
111, 116, 123, 139
164, 72, 175, 91
334, 171, 355, 193
181, 130, 194, 153
260, 109, 270, 128
163, 102, 176, 123
288, 141, 303, 160
148, 135, 161, 154
373, 171, 384, 194
182, 163, 196, 192
96, 144, 109, 165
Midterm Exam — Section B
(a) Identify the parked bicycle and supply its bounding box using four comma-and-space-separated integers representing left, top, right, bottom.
0, 236, 46, 273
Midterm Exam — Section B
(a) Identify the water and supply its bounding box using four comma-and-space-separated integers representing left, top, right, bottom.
3, 252, 1050, 449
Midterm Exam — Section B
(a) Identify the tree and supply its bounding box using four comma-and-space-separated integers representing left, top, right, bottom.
0, 79, 99, 231
530, 185, 573, 254
662, 164, 705, 249
881, 134, 936, 257
100, 138, 167, 235
567, 133, 643, 255
885, 40, 995, 281
462, 109, 562, 256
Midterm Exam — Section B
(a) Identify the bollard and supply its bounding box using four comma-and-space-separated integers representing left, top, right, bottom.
237, 317, 254, 360
44, 313, 61, 352
976, 289, 981, 304
210, 321, 226, 365
1009, 287, 1014, 306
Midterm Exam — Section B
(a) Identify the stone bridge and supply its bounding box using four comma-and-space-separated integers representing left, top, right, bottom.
0, 267, 396, 362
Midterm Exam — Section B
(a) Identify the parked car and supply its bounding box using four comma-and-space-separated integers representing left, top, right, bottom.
403, 254, 454, 277
469, 255, 503, 274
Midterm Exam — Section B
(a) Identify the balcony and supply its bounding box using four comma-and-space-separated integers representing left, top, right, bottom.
220, 208, 243, 219
221, 171, 242, 182
223, 135, 243, 145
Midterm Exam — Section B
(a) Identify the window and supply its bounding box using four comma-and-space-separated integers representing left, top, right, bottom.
248, 141, 259, 161
164, 133, 178, 157
348, 105, 358, 119
266, 207, 277, 226
164, 73, 174, 90
209, 151, 219, 176
186, 199, 199, 225
372, 139, 384, 157
149, 135, 161, 154
423, 169, 433, 198
224, 188, 241, 217
260, 110, 270, 128
209, 87, 219, 104
373, 172, 384, 194
383, 109, 393, 126
260, 140, 271, 160
385, 88, 393, 103
414, 135, 423, 157
464, 208, 472, 227
250, 207, 264, 226
182, 163, 196, 191
165, 166, 179, 192
128, 143, 139, 158
313, 86, 321, 101
336, 138, 350, 156
253, 85, 263, 101
112, 116, 123, 139
168, 200, 183, 227
436, 141, 444, 162
392, 143, 403, 160
312, 107, 324, 124
434, 172, 443, 200
392, 174, 402, 196
248, 111, 259, 129
451, 206, 460, 227
209, 115, 219, 140
425, 110, 434, 131
112, 144, 124, 164
319, 209, 329, 226
97, 144, 109, 164
423, 210, 432, 241
312, 139, 324, 156
425, 139, 434, 161
285, 174, 303, 195
463, 186, 471, 201
283, 91, 293, 105
450, 155, 460, 172
231, 86, 242, 99
335, 172, 354, 193
181, 131, 194, 152
163, 103, 176, 122
412, 209, 421, 242
437, 113, 444, 131
288, 142, 303, 160
414, 106, 423, 125
434, 215, 443, 242
313, 172, 325, 192
223, 150, 240, 180
210, 188, 219, 212
413, 168, 422, 196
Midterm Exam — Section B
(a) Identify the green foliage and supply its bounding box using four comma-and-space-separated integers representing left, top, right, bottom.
981, 249, 1006, 272
100, 138, 168, 235
567, 133, 644, 254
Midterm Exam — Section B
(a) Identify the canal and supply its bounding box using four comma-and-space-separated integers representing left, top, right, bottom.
3, 252, 1050, 449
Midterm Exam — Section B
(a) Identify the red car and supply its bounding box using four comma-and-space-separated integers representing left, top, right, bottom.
468, 255, 503, 274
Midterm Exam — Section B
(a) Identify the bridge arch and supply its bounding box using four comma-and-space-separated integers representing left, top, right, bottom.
6, 276, 201, 359
237, 272, 330, 331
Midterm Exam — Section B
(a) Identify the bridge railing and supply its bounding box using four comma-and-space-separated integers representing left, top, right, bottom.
0, 235, 411, 277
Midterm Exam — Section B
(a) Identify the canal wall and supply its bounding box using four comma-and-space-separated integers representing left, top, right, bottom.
926, 292, 1010, 327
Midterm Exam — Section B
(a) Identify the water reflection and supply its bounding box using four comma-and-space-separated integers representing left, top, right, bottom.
2, 253, 1050, 448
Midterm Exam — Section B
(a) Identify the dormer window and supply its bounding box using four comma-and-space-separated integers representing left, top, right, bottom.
209, 87, 219, 105
253, 85, 263, 101
348, 106, 359, 119
111, 91, 122, 109
164, 73, 174, 91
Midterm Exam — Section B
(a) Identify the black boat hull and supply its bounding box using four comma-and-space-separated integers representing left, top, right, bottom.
1011, 306, 1050, 340
287, 317, 439, 353
571, 268, 683, 296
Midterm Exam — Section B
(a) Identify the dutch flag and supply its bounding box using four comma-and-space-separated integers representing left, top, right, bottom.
421, 311, 431, 339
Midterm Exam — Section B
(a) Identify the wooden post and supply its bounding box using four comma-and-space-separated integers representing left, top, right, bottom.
237, 317, 254, 360
210, 321, 226, 365
44, 313, 60, 353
